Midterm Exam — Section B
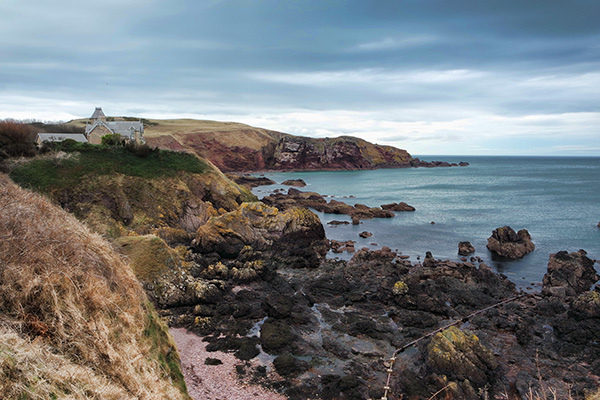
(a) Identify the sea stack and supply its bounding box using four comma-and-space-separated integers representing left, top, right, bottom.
486, 226, 535, 259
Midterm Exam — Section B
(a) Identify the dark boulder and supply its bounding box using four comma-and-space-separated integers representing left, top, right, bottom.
486, 226, 535, 259
273, 354, 310, 377
359, 231, 373, 238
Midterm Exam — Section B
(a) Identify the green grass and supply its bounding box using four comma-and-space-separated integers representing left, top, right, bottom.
10, 143, 208, 192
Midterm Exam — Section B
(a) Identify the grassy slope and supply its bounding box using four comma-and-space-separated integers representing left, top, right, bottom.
0, 175, 189, 399
10, 142, 208, 192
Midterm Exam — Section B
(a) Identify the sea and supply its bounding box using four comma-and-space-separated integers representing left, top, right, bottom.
252, 156, 600, 289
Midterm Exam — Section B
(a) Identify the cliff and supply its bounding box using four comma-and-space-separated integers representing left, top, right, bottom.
0, 175, 189, 399
69, 118, 422, 172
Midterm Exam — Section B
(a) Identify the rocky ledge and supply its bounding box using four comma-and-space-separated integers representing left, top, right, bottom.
262, 188, 415, 224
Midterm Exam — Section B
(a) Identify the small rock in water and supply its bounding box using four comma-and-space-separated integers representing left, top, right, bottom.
430, 221, 435, 225
359, 231, 373, 238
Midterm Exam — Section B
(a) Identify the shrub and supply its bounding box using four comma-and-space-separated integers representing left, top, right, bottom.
125, 141, 155, 157
0, 120, 36, 157
101, 133, 123, 146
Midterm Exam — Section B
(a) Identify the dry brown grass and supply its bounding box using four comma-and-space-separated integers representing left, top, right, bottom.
0, 174, 188, 399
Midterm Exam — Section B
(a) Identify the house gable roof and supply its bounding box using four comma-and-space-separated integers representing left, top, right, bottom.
91, 107, 105, 120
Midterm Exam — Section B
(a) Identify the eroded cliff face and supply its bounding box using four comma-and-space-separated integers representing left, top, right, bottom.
264, 135, 413, 170
140, 119, 415, 172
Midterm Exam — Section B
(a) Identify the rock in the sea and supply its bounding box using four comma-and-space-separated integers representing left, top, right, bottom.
380, 202, 416, 212
281, 179, 307, 187
486, 226, 534, 258
328, 220, 350, 225
359, 231, 373, 238
458, 241, 476, 256
542, 249, 599, 300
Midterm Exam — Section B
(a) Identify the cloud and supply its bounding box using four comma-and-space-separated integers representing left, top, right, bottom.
1, 0, 599, 154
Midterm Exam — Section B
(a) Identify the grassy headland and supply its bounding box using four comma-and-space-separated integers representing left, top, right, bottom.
10, 141, 208, 193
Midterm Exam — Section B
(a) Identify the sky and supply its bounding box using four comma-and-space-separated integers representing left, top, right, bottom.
1, 0, 599, 156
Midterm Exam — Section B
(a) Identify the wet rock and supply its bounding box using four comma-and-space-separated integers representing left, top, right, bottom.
359, 231, 373, 238
282, 179, 307, 187
486, 226, 535, 258
542, 250, 599, 300
273, 354, 310, 377
260, 319, 295, 353
234, 339, 260, 361
380, 202, 416, 212
458, 241, 476, 256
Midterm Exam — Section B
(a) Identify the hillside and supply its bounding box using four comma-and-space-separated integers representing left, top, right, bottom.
9, 141, 256, 240
0, 175, 188, 399
69, 118, 419, 172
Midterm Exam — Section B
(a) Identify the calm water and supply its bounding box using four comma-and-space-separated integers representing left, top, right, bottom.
253, 156, 600, 287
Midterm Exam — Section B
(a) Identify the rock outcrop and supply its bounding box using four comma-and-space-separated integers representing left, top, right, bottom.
486, 226, 535, 258
192, 202, 328, 264
427, 326, 497, 389
542, 249, 599, 300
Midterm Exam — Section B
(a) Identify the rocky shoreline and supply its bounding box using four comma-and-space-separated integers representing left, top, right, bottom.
149, 182, 600, 399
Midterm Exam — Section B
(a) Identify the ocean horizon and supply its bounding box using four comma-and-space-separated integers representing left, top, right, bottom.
253, 155, 600, 289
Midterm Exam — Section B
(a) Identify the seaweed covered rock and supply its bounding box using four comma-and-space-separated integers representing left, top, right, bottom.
542, 250, 599, 300
427, 326, 497, 388
192, 202, 327, 264
486, 226, 535, 259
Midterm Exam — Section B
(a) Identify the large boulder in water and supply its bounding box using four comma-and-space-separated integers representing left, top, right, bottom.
542, 249, 599, 300
458, 241, 476, 256
486, 226, 534, 259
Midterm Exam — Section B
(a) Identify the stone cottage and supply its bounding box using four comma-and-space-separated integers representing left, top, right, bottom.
85, 107, 145, 145
36, 107, 146, 145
